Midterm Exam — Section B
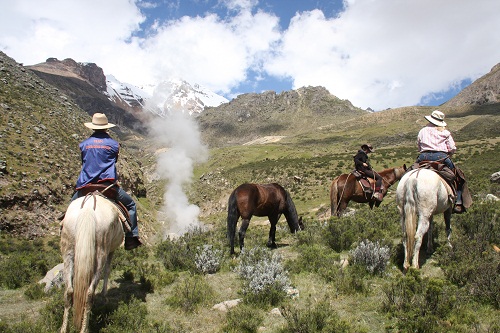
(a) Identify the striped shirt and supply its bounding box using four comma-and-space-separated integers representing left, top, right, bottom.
417, 124, 456, 154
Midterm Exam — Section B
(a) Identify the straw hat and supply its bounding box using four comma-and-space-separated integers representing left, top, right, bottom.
424, 110, 447, 127
84, 113, 116, 130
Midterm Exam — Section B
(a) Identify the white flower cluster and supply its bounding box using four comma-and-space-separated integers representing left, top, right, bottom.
195, 244, 223, 274
236, 247, 291, 295
350, 239, 390, 274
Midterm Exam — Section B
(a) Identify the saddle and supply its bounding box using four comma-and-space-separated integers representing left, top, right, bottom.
409, 161, 458, 195
351, 170, 375, 194
76, 183, 131, 233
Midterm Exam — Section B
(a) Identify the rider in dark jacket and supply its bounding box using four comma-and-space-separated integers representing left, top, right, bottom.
354, 144, 383, 202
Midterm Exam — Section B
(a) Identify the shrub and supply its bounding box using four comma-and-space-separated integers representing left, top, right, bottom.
286, 243, 340, 275
279, 298, 364, 333
24, 282, 46, 300
165, 274, 213, 312
381, 269, 472, 333
0, 236, 61, 289
155, 227, 211, 272
235, 246, 291, 306
325, 207, 397, 252
101, 297, 148, 333
195, 244, 224, 274
350, 239, 390, 274
437, 202, 500, 308
223, 304, 264, 333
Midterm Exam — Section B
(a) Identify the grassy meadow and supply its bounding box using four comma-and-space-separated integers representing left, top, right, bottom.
1, 102, 500, 332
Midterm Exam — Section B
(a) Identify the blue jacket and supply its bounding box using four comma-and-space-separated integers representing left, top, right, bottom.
76, 131, 119, 189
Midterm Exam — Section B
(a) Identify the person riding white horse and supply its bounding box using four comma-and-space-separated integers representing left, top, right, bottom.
71, 113, 142, 250
416, 110, 467, 213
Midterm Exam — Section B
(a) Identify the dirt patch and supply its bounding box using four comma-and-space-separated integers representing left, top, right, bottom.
243, 136, 286, 145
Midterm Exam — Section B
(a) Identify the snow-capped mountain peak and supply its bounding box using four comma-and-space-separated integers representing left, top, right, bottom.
148, 78, 228, 116
105, 75, 228, 116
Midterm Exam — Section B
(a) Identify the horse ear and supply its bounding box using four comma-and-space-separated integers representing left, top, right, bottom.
403, 164, 407, 170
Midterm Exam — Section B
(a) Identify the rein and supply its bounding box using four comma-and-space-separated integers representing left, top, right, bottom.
81, 192, 98, 210
336, 173, 351, 208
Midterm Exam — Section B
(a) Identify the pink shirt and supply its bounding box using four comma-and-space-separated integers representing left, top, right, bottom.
417, 124, 456, 154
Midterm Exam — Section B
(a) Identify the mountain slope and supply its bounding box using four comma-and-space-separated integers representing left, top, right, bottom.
197, 86, 367, 147
27, 58, 148, 135
0, 51, 146, 237
444, 62, 500, 107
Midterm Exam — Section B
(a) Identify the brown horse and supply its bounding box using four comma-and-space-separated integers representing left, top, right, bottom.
330, 164, 407, 217
227, 183, 304, 254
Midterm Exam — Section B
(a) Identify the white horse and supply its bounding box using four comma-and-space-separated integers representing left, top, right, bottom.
396, 168, 454, 271
60, 193, 124, 333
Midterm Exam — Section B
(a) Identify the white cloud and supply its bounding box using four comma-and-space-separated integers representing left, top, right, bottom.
1, 0, 499, 110
266, 0, 500, 109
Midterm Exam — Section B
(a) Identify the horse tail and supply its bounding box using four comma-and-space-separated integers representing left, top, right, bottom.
227, 190, 239, 253
403, 178, 417, 265
73, 202, 97, 330
284, 190, 300, 232
330, 177, 339, 216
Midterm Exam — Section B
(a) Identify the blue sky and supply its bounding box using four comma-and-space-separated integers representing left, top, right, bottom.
1, 0, 498, 110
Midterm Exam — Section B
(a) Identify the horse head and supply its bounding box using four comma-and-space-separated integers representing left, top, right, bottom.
297, 216, 304, 231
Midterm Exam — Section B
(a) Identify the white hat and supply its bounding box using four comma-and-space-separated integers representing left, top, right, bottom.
84, 113, 116, 130
424, 110, 447, 127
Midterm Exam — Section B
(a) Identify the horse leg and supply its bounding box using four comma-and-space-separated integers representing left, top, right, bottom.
444, 209, 453, 247
412, 215, 430, 269
337, 199, 349, 217
238, 218, 251, 251
426, 216, 434, 255
60, 252, 74, 333
101, 251, 114, 296
400, 208, 411, 273
267, 216, 278, 249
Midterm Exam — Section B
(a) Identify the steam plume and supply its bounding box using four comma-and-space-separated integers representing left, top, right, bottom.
148, 111, 207, 236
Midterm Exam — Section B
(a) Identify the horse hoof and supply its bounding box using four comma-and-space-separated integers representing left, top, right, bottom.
267, 242, 277, 249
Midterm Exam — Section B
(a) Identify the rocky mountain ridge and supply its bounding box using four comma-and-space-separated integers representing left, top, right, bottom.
444, 63, 500, 107
197, 86, 367, 147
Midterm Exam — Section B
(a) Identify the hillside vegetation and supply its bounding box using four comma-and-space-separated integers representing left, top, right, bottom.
1, 50, 500, 332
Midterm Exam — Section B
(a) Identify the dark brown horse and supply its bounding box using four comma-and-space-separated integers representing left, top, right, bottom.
227, 183, 303, 254
330, 164, 407, 217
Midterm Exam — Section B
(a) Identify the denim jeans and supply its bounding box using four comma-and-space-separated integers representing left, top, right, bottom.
71, 186, 139, 237
416, 151, 455, 169
416, 151, 462, 204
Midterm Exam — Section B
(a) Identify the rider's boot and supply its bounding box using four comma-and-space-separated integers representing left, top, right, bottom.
373, 187, 383, 202
124, 236, 142, 250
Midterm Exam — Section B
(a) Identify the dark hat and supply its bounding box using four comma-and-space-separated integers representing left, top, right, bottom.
361, 144, 373, 152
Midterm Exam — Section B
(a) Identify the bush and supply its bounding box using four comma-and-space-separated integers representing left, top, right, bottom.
350, 239, 390, 275
280, 298, 364, 333
101, 297, 148, 333
195, 244, 224, 274
381, 269, 473, 333
235, 246, 291, 306
325, 206, 398, 252
223, 304, 264, 333
165, 274, 213, 313
155, 227, 210, 272
0, 236, 61, 289
437, 202, 500, 308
